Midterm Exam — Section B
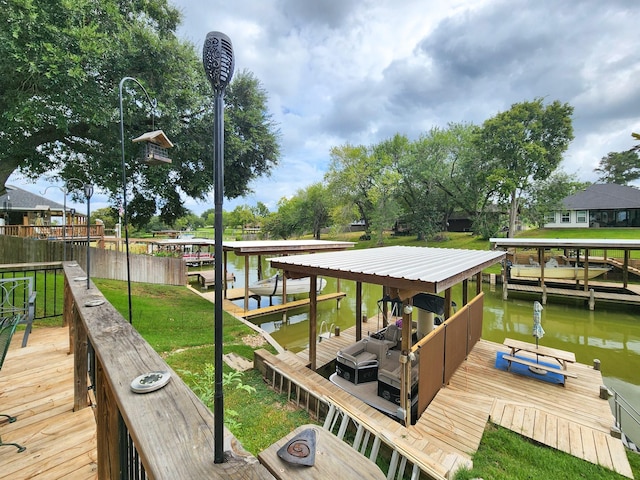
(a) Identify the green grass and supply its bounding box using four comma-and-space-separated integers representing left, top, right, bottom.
454, 424, 640, 480
92, 278, 317, 455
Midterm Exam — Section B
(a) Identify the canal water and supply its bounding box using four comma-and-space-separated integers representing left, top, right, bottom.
223, 253, 640, 443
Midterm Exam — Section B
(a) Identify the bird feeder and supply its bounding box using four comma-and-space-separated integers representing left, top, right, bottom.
132, 130, 174, 165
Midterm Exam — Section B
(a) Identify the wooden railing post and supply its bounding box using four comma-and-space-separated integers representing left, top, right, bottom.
96, 359, 121, 479
72, 306, 89, 411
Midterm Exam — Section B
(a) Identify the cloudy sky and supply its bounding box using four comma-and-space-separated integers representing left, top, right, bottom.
12, 0, 640, 215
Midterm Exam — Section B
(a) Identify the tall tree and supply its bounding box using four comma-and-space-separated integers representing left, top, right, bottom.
1, 0, 280, 225
521, 172, 590, 228
594, 151, 640, 185
475, 98, 574, 237
324, 144, 377, 236
297, 183, 333, 240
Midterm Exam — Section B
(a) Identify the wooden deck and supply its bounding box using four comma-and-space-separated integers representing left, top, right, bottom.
287, 327, 633, 478
0, 328, 98, 479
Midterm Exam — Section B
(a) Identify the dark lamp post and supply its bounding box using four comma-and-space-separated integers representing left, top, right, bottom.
42, 178, 84, 263
83, 183, 94, 290
203, 30, 234, 464
119, 77, 173, 324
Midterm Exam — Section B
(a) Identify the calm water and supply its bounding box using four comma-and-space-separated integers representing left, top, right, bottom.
223, 253, 640, 440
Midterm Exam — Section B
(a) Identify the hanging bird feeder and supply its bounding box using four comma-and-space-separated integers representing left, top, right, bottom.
132, 130, 174, 165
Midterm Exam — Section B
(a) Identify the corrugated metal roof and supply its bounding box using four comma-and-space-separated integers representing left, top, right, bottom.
223, 239, 354, 255
270, 245, 505, 294
490, 238, 640, 249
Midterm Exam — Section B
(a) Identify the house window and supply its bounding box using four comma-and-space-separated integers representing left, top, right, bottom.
576, 210, 587, 223
561, 212, 571, 223
544, 212, 556, 224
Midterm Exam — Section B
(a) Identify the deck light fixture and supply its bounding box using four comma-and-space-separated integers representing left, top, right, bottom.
203, 30, 234, 464
119, 77, 173, 324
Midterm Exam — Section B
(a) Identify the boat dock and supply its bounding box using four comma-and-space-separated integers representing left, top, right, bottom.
254, 325, 633, 479
504, 281, 640, 309
490, 238, 640, 310
195, 286, 347, 320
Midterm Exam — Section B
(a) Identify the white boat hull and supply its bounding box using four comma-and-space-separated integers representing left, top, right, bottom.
249, 275, 327, 296
510, 265, 609, 280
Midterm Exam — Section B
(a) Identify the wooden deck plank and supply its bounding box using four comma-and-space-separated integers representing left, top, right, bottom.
569, 421, 584, 458
0, 327, 97, 479
557, 417, 571, 454
581, 427, 599, 465
606, 434, 635, 479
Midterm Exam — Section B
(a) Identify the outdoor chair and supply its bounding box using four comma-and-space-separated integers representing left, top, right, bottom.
0, 315, 26, 452
0, 277, 37, 348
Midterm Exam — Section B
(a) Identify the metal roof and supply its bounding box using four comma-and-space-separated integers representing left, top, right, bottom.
490, 238, 640, 250
223, 239, 354, 256
270, 245, 505, 294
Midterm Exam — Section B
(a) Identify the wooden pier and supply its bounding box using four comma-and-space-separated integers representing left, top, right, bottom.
196, 287, 346, 320
504, 281, 640, 309
255, 325, 633, 479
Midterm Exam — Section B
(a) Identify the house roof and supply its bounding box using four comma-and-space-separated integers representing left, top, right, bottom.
490, 238, 640, 250
563, 183, 640, 210
270, 245, 505, 294
0, 185, 66, 212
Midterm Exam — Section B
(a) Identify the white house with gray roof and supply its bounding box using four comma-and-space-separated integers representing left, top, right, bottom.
544, 183, 640, 228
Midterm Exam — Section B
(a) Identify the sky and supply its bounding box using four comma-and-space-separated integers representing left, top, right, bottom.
10, 0, 640, 216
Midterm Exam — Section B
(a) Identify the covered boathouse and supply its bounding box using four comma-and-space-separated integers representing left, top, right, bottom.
252, 245, 633, 478
490, 237, 640, 309
269, 245, 505, 426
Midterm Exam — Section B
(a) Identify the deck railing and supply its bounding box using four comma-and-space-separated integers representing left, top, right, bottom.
62, 261, 273, 479
0, 262, 64, 321
611, 387, 640, 448
0, 223, 104, 240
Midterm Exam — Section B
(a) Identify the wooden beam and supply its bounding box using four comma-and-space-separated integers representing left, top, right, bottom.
309, 275, 318, 370
356, 281, 362, 341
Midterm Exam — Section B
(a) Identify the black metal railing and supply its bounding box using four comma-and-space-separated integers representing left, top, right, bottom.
0, 263, 64, 321
611, 387, 640, 448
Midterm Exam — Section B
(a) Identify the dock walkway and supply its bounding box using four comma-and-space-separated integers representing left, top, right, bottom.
266, 327, 633, 479
505, 282, 640, 309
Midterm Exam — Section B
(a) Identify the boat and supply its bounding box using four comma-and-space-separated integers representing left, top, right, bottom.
248, 274, 327, 297
509, 257, 610, 280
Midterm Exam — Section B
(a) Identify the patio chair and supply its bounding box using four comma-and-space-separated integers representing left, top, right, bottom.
0, 277, 37, 348
0, 315, 26, 452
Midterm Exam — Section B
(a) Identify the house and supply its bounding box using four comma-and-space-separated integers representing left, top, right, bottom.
544, 183, 640, 228
1, 185, 71, 226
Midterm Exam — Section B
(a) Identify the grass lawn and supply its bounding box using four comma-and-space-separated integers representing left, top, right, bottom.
93, 278, 319, 455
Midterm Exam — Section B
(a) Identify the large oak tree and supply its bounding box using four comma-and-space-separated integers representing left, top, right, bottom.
1, 0, 280, 225
474, 98, 574, 237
